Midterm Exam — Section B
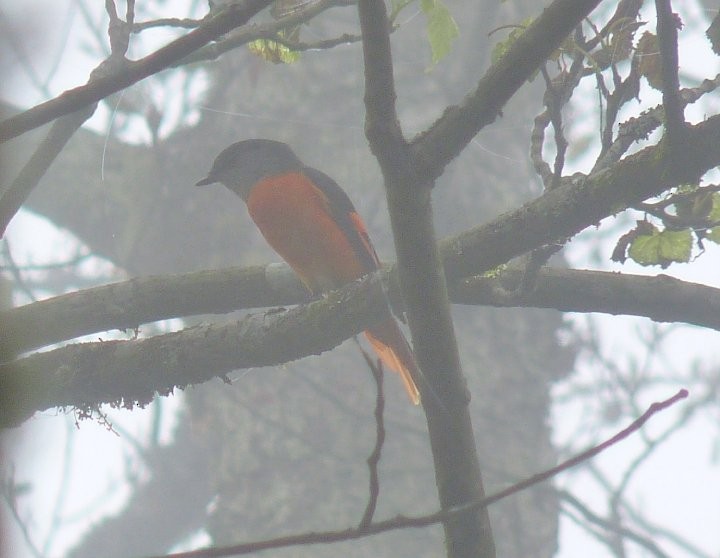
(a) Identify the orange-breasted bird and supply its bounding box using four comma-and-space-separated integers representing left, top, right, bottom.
196, 139, 421, 404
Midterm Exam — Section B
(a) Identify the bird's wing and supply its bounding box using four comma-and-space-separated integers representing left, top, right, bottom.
302, 166, 380, 274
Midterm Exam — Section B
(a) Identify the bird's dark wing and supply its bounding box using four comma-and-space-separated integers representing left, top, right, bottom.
302, 166, 380, 274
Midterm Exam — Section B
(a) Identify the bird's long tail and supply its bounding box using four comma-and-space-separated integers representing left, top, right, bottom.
364, 318, 421, 405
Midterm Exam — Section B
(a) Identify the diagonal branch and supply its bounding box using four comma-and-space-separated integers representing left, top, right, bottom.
0, 105, 96, 237
412, 0, 602, 181
175, 0, 355, 65
139, 389, 687, 558
441, 114, 720, 282
0, 0, 138, 237
0, 0, 273, 143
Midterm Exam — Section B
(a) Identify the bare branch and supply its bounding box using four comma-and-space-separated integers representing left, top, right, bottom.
357, 345, 385, 529
0, 0, 273, 143
132, 17, 201, 32
0, 105, 96, 237
4, 260, 720, 366
0, 0, 146, 235
450, 267, 720, 331
0, 264, 308, 362
0, 272, 391, 428
176, 0, 354, 65
559, 490, 672, 558
441, 114, 720, 282
141, 390, 688, 558
413, 0, 603, 181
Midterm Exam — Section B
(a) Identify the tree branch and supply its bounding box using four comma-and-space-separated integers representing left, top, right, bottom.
441, 114, 720, 282
0, 0, 273, 143
449, 267, 720, 330
654, 0, 685, 144
357, 346, 385, 529
0, 264, 308, 363
175, 0, 354, 65
412, 0, 602, 180
4, 262, 720, 368
0, 0, 139, 236
0, 273, 388, 428
0, 105, 96, 237
359, 0, 495, 556
558, 490, 672, 558
141, 389, 687, 558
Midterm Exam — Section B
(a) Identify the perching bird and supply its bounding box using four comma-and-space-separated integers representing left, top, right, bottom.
196, 139, 420, 404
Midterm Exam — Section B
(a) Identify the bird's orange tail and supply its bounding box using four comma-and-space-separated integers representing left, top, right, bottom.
364, 318, 421, 405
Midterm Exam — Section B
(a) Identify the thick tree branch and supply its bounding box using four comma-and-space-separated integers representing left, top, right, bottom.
441, 115, 720, 282
5, 261, 720, 373
0, 264, 307, 363
412, 0, 602, 180
449, 268, 720, 330
0, 0, 272, 143
4, 109, 720, 362
359, 1, 495, 557
0, 273, 388, 428
654, 0, 685, 144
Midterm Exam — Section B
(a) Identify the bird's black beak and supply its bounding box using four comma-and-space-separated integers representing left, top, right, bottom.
195, 175, 216, 187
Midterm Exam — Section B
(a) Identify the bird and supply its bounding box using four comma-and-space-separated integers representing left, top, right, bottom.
196, 139, 421, 404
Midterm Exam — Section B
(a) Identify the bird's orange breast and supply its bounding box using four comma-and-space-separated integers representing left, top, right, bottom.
246, 172, 368, 293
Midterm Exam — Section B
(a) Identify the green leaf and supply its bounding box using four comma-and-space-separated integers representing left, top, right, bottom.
629, 228, 692, 267
420, 0, 459, 65
248, 36, 300, 64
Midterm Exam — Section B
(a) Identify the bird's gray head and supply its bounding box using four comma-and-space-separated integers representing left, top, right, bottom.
196, 139, 303, 200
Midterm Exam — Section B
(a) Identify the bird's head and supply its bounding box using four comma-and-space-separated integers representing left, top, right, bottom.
196, 139, 302, 201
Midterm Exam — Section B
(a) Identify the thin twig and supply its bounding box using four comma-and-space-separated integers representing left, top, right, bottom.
0, 103, 96, 237
146, 389, 688, 558
1, 470, 44, 558
356, 343, 386, 529
559, 490, 672, 558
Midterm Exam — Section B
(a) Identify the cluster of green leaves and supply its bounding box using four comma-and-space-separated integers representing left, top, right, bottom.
625, 224, 692, 268
248, 26, 301, 64
491, 9, 720, 270
613, 188, 720, 268
247, 0, 459, 66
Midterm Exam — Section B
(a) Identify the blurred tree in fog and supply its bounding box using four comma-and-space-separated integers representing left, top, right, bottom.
1, 1, 719, 557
